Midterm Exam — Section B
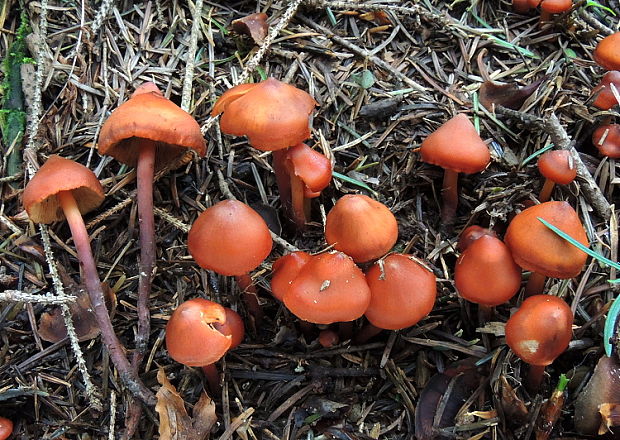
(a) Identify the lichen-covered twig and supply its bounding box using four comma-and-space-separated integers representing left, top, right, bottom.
0, 290, 76, 304
181, 0, 204, 111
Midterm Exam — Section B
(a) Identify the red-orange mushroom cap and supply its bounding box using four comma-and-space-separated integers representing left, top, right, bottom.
325, 194, 398, 263
211, 78, 317, 151
282, 251, 371, 325
23, 155, 104, 224
592, 71, 620, 110
540, 0, 572, 13
420, 113, 490, 174
165, 298, 232, 366
271, 251, 312, 301
98, 82, 206, 169
592, 124, 620, 159
594, 33, 620, 71
455, 235, 521, 306
505, 295, 573, 366
188, 200, 273, 276
365, 254, 436, 330
537, 150, 576, 185
504, 201, 588, 279
0, 417, 12, 440
457, 225, 497, 252
286, 143, 332, 198
214, 308, 245, 349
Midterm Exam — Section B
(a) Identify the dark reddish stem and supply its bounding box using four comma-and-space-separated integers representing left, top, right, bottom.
58, 190, 155, 405
354, 322, 383, 344
202, 364, 220, 395
538, 179, 555, 203
272, 149, 292, 215
441, 169, 459, 226
235, 273, 263, 326
525, 272, 547, 297
527, 364, 546, 393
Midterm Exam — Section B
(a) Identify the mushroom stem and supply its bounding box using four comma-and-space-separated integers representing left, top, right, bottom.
525, 271, 547, 296
441, 169, 459, 225
235, 274, 263, 327
290, 172, 308, 229
272, 149, 293, 219
527, 364, 546, 393
134, 141, 157, 371
538, 179, 555, 203
202, 364, 220, 395
58, 190, 156, 405
354, 322, 383, 344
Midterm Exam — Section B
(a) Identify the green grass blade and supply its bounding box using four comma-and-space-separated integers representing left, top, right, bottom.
604, 295, 620, 356
332, 171, 376, 194
521, 144, 554, 166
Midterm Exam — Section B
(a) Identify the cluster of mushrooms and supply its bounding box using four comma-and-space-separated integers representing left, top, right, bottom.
19, 33, 619, 437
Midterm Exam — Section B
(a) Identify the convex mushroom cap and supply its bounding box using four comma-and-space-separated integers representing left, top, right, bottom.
537, 150, 576, 185
23, 155, 104, 224
325, 194, 398, 263
594, 33, 620, 71
504, 201, 588, 278
271, 251, 312, 301
540, 0, 572, 14
98, 82, 206, 168
365, 254, 436, 330
420, 113, 490, 174
211, 78, 317, 151
188, 200, 273, 276
592, 124, 620, 159
592, 71, 620, 110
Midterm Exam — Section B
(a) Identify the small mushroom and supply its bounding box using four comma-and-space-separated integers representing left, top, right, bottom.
592, 124, 620, 159
318, 329, 340, 348
270, 251, 312, 301
505, 295, 573, 391
504, 201, 588, 296
594, 32, 620, 71
420, 114, 490, 225
539, 0, 572, 22
0, 417, 12, 440
536, 150, 576, 203
592, 71, 620, 110
325, 194, 398, 263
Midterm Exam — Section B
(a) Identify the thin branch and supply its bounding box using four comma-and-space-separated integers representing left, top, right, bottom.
181, 0, 204, 111
0, 290, 76, 304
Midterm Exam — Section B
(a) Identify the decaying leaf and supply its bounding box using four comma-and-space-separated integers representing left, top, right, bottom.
358, 11, 391, 25
499, 376, 528, 423
599, 403, 620, 435
479, 77, 546, 110
156, 368, 217, 440
38, 282, 116, 343
232, 13, 269, 45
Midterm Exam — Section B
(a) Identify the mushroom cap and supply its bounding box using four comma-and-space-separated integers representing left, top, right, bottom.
213, 308, 245, 349
455, 235, 521, 306
457, 225, 497, 252
282, 251, 371, 324
537, 150, 576, 185
98, 82, 206, 168
286, 143, 332, 198
504, 201, 588, 278
188, 200, 273, 276
271, 251, 312, 301
23, 155, 105, 224
420, 113, 491, 174
325, 194, 398, 263
540, 0, 572, 13
211, 78, 317, 151
592, 124, 620, 159
505, 295, 573, 366
365, 254, 437, 330
592, 71, 620, 110
165, 298, 232, 366
0, 417, 12, 440
318, 329, 340, 348
594, 33, 620, 71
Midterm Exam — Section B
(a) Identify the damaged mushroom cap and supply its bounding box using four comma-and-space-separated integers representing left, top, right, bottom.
505, 295, 573, 366
594, 33, 620, 71
457, 225, 497, 252
165, 298, 232, 366
211, 78, 317, 151
537, 150, 576, 185
592, 71, 620, 110
364, 254, 436, 330
98, 82, 206, 169
23, 155, 104, 224
271, 251, 312, 301
213, 308, 245, 349
282, 251, 371, 325
504, 201, 588, 278
592, 124, 620, 159
286, 143, 332, 198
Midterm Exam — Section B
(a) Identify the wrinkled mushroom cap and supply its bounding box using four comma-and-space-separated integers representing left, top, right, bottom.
455, 235, 521, 306
365, 254, 436, 330
23, 155, 105, 224
283, 251, 371, 324
188, 200, 273, 276
271, 251, 312, 301
504, 201, 588, 278
325, 194, 398, 263
420, 114, 491, 174
537, 150, 576, 185
165, 298, 232, 366
505, 295, 573, 366
592, 124, 620, 159
594, 33, 620, 71
286, 143, 332, 197
98, 82, 206, 168
211, 78, 317, 151
592, 71, 620, 110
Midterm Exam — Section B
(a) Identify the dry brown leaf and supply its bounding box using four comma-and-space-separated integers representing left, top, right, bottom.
232, 13, 269, 45
479, 77, 546, 110
156, 368, 217, 440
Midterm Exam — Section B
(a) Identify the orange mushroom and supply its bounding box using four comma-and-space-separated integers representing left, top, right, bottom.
594, 33, 620, 71
211, 78, 325, 229
457, 225, 496, 252
99, 82, 206, 371
0, 417, 12, 440
504, 201, 588, 297
325, 194, 398, 263
270, 251, 312, 301
188, 200, 272, 322
537, 150, 576, 202
420, 114, 490, 225
592, 71, 620, 110
539, 0, 572, 22
23, 155, 154, 404
282, 251, 371, 325
505, 295, 573, 391
592, 124, 620, 159
358, 254, 436, 342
